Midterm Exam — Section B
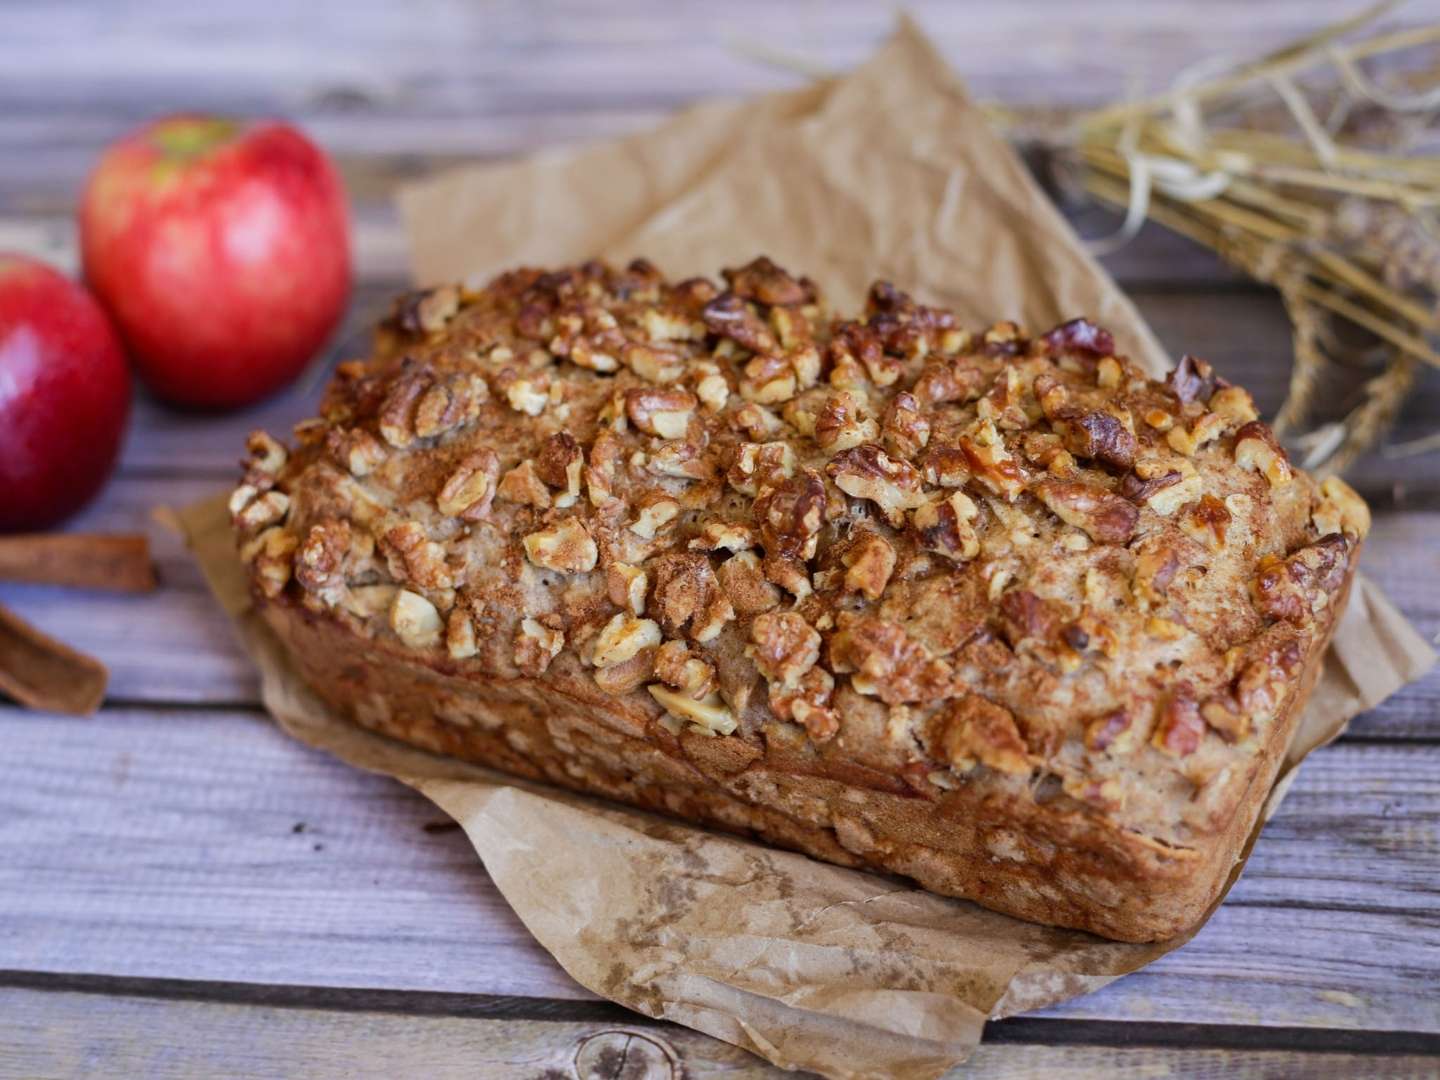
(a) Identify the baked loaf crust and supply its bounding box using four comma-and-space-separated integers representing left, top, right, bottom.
233, 258, 1369, 942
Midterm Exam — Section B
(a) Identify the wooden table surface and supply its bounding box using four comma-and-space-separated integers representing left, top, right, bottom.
3, 3, 1439, 1077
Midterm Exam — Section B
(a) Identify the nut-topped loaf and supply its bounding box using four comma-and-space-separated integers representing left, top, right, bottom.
233, 257, 1368, 942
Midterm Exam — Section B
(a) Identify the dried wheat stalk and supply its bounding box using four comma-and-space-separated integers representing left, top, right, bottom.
1046, 1, 1439, 475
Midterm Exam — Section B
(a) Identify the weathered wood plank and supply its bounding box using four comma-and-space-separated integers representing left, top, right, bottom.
2, 0, 1415, 115
6, 987, 1440, 1080
1, 705, 1436, 1031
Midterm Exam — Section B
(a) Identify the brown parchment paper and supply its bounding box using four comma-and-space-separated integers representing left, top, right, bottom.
182, 19, 1436, 1080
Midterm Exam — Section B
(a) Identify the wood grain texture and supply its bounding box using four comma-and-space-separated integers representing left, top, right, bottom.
6, 988, 1440, 1080
1, 706, 1436, 1031
2, 0, 1439, 1062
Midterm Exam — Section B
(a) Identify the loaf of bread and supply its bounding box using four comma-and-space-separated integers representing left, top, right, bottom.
231, 258, 1368, 942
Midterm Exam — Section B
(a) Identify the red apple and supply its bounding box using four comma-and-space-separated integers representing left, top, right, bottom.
0, 255, 131, 532
79, 115, 351, 410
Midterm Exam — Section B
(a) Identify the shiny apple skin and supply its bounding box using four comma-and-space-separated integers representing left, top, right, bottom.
80, 116, 351, 410
0, 255, 132, 531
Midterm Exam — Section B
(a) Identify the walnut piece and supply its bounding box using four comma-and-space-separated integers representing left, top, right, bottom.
911, 490, 981, 560
390, 589, 443, 649
1032, 479, 1138, 543
841, 531, 896, 600
748, 612, 821, 689
1234, 421, 1293, 488
514, 616, 564, 676
647, 684, 737, 736
1311, 475, 1371, 539
591, 613, 662, 668
929, 695, 1031, 775
626, 387, 697, 438
1152, 684, 1205, 757
826, 444, 927, 526
436, 449, 500, 520
523, 517, 599, 574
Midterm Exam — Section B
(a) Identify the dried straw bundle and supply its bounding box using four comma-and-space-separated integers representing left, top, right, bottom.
1030, 2, 1439, 474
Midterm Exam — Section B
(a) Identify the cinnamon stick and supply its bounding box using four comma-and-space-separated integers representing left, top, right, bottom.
0, 533, 156, 592
0, 601, 107, 715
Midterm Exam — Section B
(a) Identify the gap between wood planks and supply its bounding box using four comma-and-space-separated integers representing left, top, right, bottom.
5, 970, 1440, 1057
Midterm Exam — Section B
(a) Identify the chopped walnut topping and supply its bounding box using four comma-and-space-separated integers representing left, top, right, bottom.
591, 613, 662, 668
505, 378, 548, 417
649, 553, 735, 642
414, 373, 488, 439
754, 470, 826, 564
244, 430, 287, 476
1179, 494, 1232, 549
390, 589, 443, 649
393, 285, 460, 335
1063, 410, 1136, 470
629, 493, 682, 539
523, 517, 599, 574
769, 666, 838, 742
1234, 421, 1293, 488
748, 612, 821, 689
826, 444, 927, 526
1042, 317, 1114, 360
1084, 707, 1139, 753
1152, 685, 1205, 757
333, 429, 387, 477
694, 363, 730, 411
653, 640, 716, 700
514, 616, 564, 676
1254, 535, 1350, 625
829, 615, 952, 705
294, 519, 360, 604
626, 387, 697, 438
689, 522, 756, 553
378, 365, 431, 448
814, 392, 878, 452
911, 490, 981, 561
534, 433, 584, 507
640, 307, 705, 344
436, 449, 501, 520
841, 531, 896, 600
1311, 476, 1371, 539
723, 255, 814, 306
958, 419, 1027, 499
606, 563, 649, 616
382, 522, 454, 590
882, 392, 930, 460
647, 685, 737, 736
241, 527, 297, 598
717, 550, 781, 616
997, 589, 1062, 649
1209, 385, 1258, 426
1165, 353, 1224, 405
230, 487, 290, 533
1165, 411, 1228, 457
1032, 479, 1137, 543
929, 695, 1031, 775
702, 293, 776, 353
1096, 356, 1123, 389
623, 341, 685, 383
727, 441, 796, 496
446, 608, 478, 660
497, 460, 553, 509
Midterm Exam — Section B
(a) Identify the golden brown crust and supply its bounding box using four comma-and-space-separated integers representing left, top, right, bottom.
233, 258, 1368, 942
